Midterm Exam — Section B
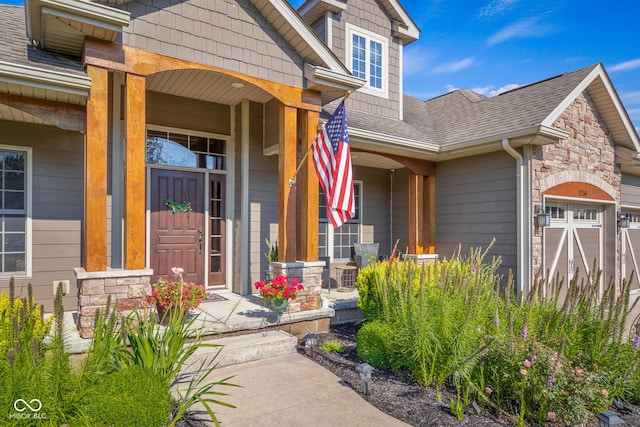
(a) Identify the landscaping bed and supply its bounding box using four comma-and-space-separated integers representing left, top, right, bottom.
298, 323, 640, 427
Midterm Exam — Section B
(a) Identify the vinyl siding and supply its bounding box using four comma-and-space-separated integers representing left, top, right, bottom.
121, 0, 304, 88
356, 166, 391, 257
329, 0, 402, 119
436, 151, 517, 277
146, 91, 231, 135
622, 173, 640, 207
0, 120, 83, 312
391, 167, 409, 255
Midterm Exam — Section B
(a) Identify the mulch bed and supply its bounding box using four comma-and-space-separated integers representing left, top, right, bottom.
296, 323, 640, 427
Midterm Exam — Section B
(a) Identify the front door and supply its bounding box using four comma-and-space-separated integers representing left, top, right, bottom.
543, 202, 603, 298
150, 169, 205, 285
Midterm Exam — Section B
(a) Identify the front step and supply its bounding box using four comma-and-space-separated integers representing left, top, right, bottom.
191, 330, 298, 368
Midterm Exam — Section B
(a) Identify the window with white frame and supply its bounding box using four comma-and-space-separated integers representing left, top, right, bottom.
318, 182, 361, 260
0, 148, 28, 276
345, 24, 388, 98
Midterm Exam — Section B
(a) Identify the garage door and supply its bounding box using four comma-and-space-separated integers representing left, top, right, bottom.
543, 203, 603, 299
621, 211, 640, 292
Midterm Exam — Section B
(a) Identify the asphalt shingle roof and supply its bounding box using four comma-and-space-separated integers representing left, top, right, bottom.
0, 5, 85, 76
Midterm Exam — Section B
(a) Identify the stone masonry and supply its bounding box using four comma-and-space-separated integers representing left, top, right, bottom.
530, 91, 621, 278
74, 268, 153, 338
270, 261, 324, 312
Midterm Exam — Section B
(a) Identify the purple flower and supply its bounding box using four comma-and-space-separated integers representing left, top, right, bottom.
493, 313, 499, 328
531, 355, 537, 363
471, 265, 478, 274
521, 325, 527, 342
633, 335, 640, 352
547, 377, 555, 390
453, 371, 460, 377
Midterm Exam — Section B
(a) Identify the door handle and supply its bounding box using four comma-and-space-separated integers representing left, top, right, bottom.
197, 229, 203, 253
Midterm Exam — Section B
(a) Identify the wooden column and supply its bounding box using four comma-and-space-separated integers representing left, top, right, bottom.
278, 104, 298, 262
124, 73, 146, 269
299, 109, 320, 261
408, 172, 423, 254
84, 66, 109, 271
409, 172, 436, 255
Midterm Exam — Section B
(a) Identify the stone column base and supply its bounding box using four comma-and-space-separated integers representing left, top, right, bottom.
74, 267, 153, 338
401, 253, 439, 267
269, 261, 324, 312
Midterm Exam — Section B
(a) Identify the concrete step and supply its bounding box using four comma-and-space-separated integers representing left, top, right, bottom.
190, 330, 298, 369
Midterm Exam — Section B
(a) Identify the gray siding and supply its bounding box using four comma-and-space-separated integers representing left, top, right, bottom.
0, 120, 83, 312
121, 0, 304, 88
330, 0, 402, 119
146, 91, 231, 135
436, 151, 517, 277
622, 173, 640, 207
356, 166, 391, 257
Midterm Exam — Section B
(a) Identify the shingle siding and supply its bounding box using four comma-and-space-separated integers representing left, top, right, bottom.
121, 0, 305, 88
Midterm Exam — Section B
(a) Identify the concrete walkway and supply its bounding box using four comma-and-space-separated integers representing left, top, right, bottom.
190, 353, 409, 427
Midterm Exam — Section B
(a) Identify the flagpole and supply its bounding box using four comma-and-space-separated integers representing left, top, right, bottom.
289, 91, 351, 187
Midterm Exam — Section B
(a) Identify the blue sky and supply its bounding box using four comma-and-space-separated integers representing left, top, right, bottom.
2, 0, 638, 132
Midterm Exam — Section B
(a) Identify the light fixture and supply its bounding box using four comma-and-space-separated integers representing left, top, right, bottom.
595, 411, 625, 426
231, 82, 245, 89
618, 212, 630, 229
534, 205, 550, 228
356, 363, 374, 395
304, 333, 317, 358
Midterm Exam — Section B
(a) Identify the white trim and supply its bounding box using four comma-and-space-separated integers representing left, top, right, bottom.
0, 145, 32, 279
226, 105, 236, 292
325, 10, 333, 49
0, 61, 91, 98
345, 23, 389, 99
240, 100, 250, 294
398, 45, 403, 120
42, 6, 124, 33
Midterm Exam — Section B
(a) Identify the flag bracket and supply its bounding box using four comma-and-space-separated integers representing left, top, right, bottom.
288, 91, 351, 188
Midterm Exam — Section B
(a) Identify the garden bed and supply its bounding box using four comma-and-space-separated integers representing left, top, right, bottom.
298, 323, 640, 427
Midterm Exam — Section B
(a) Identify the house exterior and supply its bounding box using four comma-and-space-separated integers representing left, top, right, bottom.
0, 0, 639, 337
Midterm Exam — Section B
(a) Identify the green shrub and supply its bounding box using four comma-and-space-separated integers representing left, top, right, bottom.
80, 365, 172, 426
356, 320, 395, 368
320, 340, 344, 353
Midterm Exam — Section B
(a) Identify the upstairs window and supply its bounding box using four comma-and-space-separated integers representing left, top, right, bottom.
346, 24, 388, 98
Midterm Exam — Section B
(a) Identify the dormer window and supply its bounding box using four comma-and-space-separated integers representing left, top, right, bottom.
345, 24, 388, 98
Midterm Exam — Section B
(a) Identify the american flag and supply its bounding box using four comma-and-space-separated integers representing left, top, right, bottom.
312, 100, 355, 228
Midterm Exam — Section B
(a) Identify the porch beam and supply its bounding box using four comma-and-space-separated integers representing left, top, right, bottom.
0, 93, 86, 132
124, 73, 146, 269
84, 65, 108, 271
298, 108, 320, 261
424, 175, 436, 254
278, 104, 298, 262
354, 149, 436, 176
83, 38, 321, 112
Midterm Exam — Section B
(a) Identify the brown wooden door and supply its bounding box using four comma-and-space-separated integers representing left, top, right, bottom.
150, 169, 205, 285
208, 174, 226, 286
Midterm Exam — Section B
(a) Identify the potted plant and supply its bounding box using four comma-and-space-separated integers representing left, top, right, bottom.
147, 267, 208, 325
254, 274, 303, 313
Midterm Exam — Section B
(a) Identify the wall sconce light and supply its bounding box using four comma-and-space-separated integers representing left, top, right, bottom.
356, 363, 374, 395
618, 212, 630, 229
304, 333, 317, 358
534, 205, 550, 228
595, 411, 625, 426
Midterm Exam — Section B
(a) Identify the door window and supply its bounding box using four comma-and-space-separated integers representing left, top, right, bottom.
146, 129, 227, 170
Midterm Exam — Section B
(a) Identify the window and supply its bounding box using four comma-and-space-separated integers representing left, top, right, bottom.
345, 24, 388, 97
146, 129, 227, 170
318, 182, 361, 260
0, 149, 28, 276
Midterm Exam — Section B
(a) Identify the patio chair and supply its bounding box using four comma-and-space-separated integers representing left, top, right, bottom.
353, 243, 379, 270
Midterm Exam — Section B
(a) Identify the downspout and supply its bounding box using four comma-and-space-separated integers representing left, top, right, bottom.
502, 139, 526, 295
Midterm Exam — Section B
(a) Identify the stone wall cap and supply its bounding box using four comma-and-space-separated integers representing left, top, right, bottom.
402, 254, 439, 260
74, 267, 154, 280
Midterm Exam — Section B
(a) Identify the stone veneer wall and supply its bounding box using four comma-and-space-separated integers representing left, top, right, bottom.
530, 91, 621, 277
74, 268, 153, 338
270, 261, 323, 312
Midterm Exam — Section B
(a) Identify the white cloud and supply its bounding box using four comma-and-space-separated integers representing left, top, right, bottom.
487, 17, 556, 45
609, 59, 640, 73
403, 46, 433, 77
622, 91, 640, 105
433, 57, 475, 74
471, 83, 521, 97
478, 0, 518, 18
445, 84, 459, 92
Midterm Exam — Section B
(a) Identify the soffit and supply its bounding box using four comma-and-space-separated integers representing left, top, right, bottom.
297, 0, 347, 26
0, 103, 49, 125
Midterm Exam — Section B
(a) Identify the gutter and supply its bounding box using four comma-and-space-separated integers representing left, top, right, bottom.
0, 61, 91, 99
502, 138, 528, 296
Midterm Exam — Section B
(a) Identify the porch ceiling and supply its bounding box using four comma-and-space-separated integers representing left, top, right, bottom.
145, 69, 274, 106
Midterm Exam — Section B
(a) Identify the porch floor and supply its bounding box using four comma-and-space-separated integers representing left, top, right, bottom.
62, 288, 360, 354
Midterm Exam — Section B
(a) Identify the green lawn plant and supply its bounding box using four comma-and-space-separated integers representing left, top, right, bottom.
355, 244, 640, 425
0, 280, 237, 426
320, 340, 344, 353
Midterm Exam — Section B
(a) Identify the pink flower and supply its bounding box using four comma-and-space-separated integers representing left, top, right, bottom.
523, 359, 532, 368
484, 387, 492, 394
548, 412, 556, 420
171, 266, 184, 275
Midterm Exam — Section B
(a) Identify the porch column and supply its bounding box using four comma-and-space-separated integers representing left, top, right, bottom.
124, 73, 146, 269
408, 172, 436, 254
278, 104, 298, 261
299, 108, 320, 261
84, 65, 108, 271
